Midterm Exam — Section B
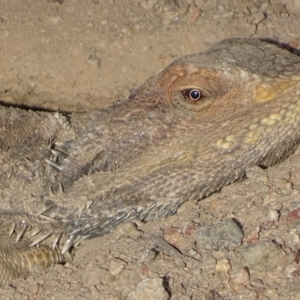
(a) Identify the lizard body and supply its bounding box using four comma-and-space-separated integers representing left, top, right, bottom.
1, 38, 300, 283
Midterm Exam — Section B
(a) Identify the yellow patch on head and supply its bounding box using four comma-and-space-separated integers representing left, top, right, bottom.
255, 80, 299, 103
255, 83, 277, 102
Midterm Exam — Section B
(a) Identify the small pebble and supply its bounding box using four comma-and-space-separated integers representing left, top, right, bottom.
109, 258, 126, 276
284, 263, 300, 279
230, 267, 250, 285
196, 219, 243, 250
287, 209, 300, 223
246, 165, 268, 184
241, 241, 283, 271
127, 278, 169, 300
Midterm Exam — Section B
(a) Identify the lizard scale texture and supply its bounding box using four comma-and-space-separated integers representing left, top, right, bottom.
1, 38, 300, 284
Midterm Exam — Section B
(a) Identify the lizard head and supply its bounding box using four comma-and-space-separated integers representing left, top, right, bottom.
49, 38, 300, 192
130, 38, 300, 126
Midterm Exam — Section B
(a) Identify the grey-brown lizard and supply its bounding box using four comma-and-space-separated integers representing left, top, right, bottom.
1, 38, 300, 284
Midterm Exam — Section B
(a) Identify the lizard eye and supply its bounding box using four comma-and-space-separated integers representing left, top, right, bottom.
172, 86, 212, 116
182, 89, 203, 103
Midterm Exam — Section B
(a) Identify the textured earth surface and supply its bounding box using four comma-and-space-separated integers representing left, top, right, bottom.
2, 0, 300, 299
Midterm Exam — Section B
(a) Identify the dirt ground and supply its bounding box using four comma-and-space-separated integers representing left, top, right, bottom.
1, 0, 300, 299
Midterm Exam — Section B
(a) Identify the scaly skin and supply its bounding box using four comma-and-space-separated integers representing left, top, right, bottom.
1, 38, 300, 284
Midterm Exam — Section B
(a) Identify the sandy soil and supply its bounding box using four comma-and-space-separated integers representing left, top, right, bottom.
1, 0, 300, 299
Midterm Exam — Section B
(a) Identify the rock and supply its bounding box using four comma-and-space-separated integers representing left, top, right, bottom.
241, 241, 283, 271
109, 258, 126, 276
127, 278, 169, 300
196, 219, 243, 251
230, 267, 250, 285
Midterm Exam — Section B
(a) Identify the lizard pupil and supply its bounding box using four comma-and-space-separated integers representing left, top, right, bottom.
190, 89, 201, 100
183, 89, 202, 103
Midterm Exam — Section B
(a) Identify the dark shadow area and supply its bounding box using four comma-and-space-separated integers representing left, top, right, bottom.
0, 99, 71, 114
261, 37, 300, 56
